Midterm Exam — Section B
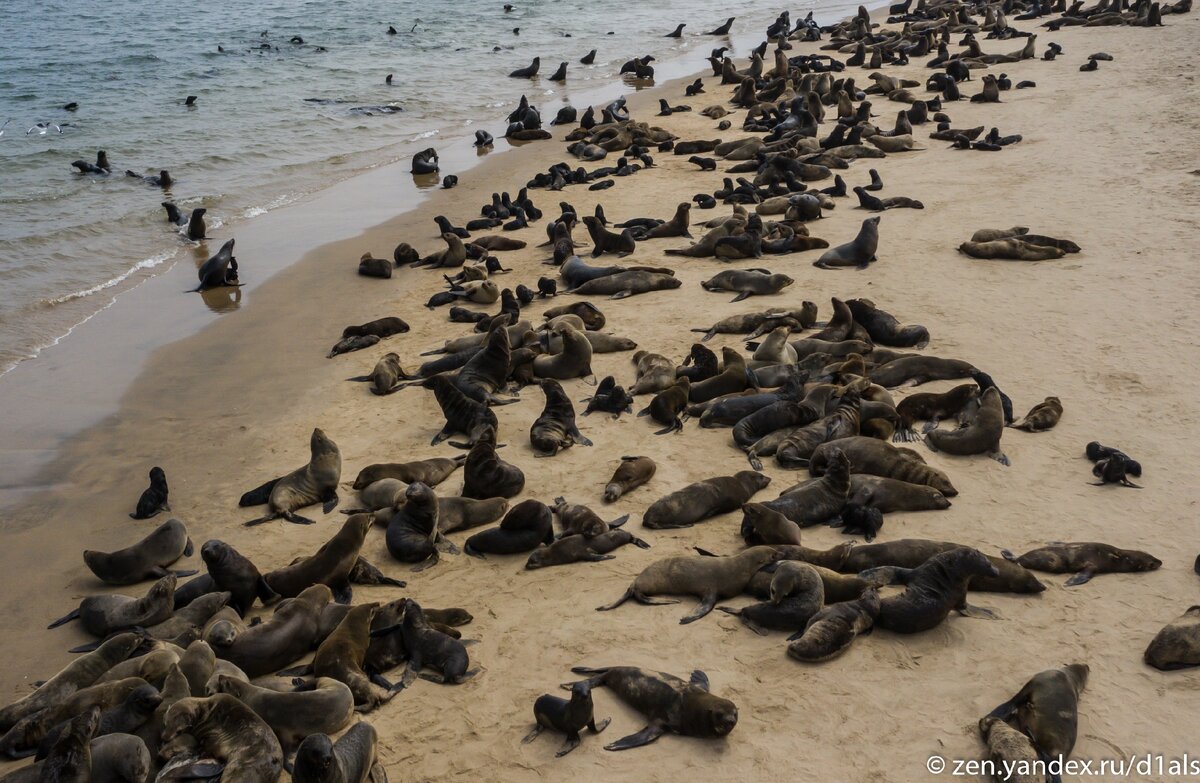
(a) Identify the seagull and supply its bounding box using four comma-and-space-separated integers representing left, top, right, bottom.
0, 119, 11, 138
26, 122, 63, 135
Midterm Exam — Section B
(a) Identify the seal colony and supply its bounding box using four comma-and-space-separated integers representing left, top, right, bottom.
3, 0, 1195, 780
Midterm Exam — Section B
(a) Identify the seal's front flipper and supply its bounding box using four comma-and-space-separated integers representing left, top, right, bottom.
1064, 569, 1095, 587
47, 608, 80, 629
590, 717, 611, 733
331, 583, 353, 605
555, 735, 582, 757
604, 723, 665, 751
680, 594, 717, 624
322, 493, 340, 514
522, 725, 543, 744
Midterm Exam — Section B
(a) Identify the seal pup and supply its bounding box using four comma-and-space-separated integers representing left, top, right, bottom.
985, 664, 1089, 766
523, 680, 610, 756
565, 667, 737, 750
464, 499, 554, 557
759, 446, 849, 527
813, 216, 879, 269
192, 238, 239, 292
700, 270, 794, 303
161, 694, 283, 782
603, 456, 655, 503
396, 599, 477, 685
717, 561, 824, 634
177, 540, 277, 617
977, 716, 1041, 783
642, 471, 770, 529
384, 483, 448, 570
311, 604, 399, 710
83, 517, 194, 585
1001, 542, 1160, 586
1144, 606, 1200, 671
925, 386, 1009, 464
245, 428, 341, 525
1009, 396, 1062, 431
583, 376, 634, 418
292, 722, 387, 783
869, 547, 1001, 633
34, 706, 99, 781
530, 380, 592, 455
810, 437, 958, 497
597, 546, 781, 623
346, 353, 406, 396
129, 466, 170, 519
786, 588, 880, 662
462, 426, 525, 499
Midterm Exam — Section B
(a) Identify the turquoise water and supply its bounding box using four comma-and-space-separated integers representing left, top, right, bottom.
0, 0, 859, 372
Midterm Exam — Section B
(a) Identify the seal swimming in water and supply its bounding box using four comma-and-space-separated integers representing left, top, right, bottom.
244, 428, 341, 525
642, 471, 771, 529
1001, 542, 1160, 586
192, 238, 240, 292
984, 664, 1089, 767
523, 680, 610, 757
597, 546, 781, 623
292, 722, 387, 783
566, 667, 738, 750
129, 466, 170, 519
83, 517, 194, 585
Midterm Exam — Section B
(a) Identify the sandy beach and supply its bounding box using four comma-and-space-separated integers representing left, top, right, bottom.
0, 4, 1198, 781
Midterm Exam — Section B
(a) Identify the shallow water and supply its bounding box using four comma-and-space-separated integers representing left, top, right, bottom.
0, 0, 865, 373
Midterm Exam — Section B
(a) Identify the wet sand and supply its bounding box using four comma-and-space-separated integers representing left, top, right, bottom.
1, 8, 1198, 782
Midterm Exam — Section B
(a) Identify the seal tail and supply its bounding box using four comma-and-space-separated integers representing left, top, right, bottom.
47, 608, 80, 629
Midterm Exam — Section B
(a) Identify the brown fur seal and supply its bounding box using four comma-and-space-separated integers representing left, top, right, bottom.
48, 574, 176, 635
739, 503, 803, 546
347, 353, 407, 396
717, 561, 824, 634
185, 539, 278, 617
462, 426, 525, 499
809, 436, 958, 497
700, 270, 794, 303
869, 547, 1000, 633
843, 539, 1044, 593
395, 599, 477, 685
813, 216, 879, 269
313, 604, 399, 710
436, 496, 508, 534
567, 270, 681, 299
582, 216, 636, 257
603, 456, 656, 503
845, 298, 929, 348
161, 694, 283, 782
871, 356, 976, 388
630, 352, 677, 395
985, 664, 1089, 763
566, 667, 737, 750
292, 722, 386, 783
688, 347, 747, 403
1145, 607, 1200, 671
217, 584, 332, 678
463, 499, 554, 557
846, 474, 951, 512
211, 675, 353, 752
552, 497, 628, 539
525, 529, 648, 569
88, 732, 153, 783
543, 301, 606, 331
530, 380, 592, 455
0, 634, 141, 732
1001, 542, 1160, 586
638, 377, 690, 434
83, 518, 194, 585
692, 305, 818, 342
959, 239, 1065, 261
774, 395, 860, 469
352, 455, 465, 489
245, 428, 341, 526
129, 466, 170, 520
384, 482, 448, 569
0, 678, 147, 759
895, 383, 980, 440
1009, 396, 1062, 432
35, 706, 99, 781
977, 716, 1042, 783
786, 588, 880, 662
760, 447, 850, 527
533, 324, 593, 381
926, 386, 1009, 464
597, 546, 782, 623
642, 471, 771, 529
523, 680, 610, 757
264, 514, 371, 603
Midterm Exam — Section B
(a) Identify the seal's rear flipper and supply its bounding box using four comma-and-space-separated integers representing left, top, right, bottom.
680, 594, 717, 624
183, 538, 194, 557
604, 723, 665, 751
47, 608, 80, 629
281, 512, 317, 525
958, 603, 999, 620
607, 515, 629, 529
322, 493, 340, 514
693, 547, 720, 557
172, 569, 199, 578
238, 478, 281, 508
68, 640, 103, 653
1000, 549, 1017, 562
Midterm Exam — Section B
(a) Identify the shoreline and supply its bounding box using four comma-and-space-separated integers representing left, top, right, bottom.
1, 5, 1197, 783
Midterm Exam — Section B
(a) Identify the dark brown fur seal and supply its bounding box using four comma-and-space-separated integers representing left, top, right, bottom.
1001, 542, 1160, 586
926, 386, 1010, 464
813, 217, 879, 269
347, 352, 407, 395
809, 436, 958, 497
688, 347, 747, 403
786, 588, 880, 662
211, 675, 353, 753
129, 466, 170, 519
597, 546, 782, 623
566, 667, 738, 750
384, 482, 447, 569
871, 547, 1000, 633
603, 456, 656, 502
846, 474, 951, 512
638, 377, 690, 434
48, 574, 176, 635
895, 383, 979, 440
717, 561, 824, 634
642, 471, 771, 529
692, 305, 818, 342
523, 680, 610, 757
395, 599, 477, 685
1009, 396, 1062, 432
352, 455, 465, 489
985, 664, 1089, 763
582, 216, 636, 257
1145, 607, 1200, 671
530, 379, 592, 455
264, 514, 371, 603
464, 499, 554, 557
292, 721, 386, 783
845, 298, 929, 348
313, 603, 399, 710
871, 356, 976, 388
533, 323, 594, 381
216, 584, 332, 678
161, 694, 283, 783
462, 426, 525, 499
83, 517, 194, 585
245, 428, 341, 526
760, 447, 851, 527
842, 539, 1044, 593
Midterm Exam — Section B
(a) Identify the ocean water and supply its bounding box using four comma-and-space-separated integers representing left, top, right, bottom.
0, 0, 862, 374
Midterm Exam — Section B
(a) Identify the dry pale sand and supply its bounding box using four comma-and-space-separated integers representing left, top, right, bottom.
1, 7, 1198, 782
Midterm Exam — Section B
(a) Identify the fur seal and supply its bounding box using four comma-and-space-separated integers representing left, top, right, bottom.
841, 539, 1044, 594
700, 270, 794, 303
292, 722, 386, 783
717, 561, 824, 634
871, 356, 976, 388
813, 217, 879, 269
845, 298, 929, 347
384, 483, 447, 569
926, 386, 1009, 464
895, 383, 980, 440
244, 428, 341, 525
424, 374, 498, 446
603, 456, 656, 503
582, 217, 636, 257
192, 238, 239, 292
977, 716, 1041, 783
566, 667, 737, 750
642, 471, 770, 529
1009, 396, 1062, 432
312, 604, 399, 710
347, 353, 406, 395
692, 305, 817, 342
161, 694, 283, 782
212, 675, 354, 753
395, 599, 477, 685
1145, 607, 1200, 671
959, 239, 1065, 261
846, 474, 951, 512
129, 466, 170, 519
524, 530, 647, 569
760, 447, 850, 528
985, 664, 1089, 764
88, 732, 152, 783
869, 547, 1000, 633
217, 584, 332, 678
84, 517, 194, 585
809, 436, 958, 497
568, 270, 680, 299
33, 706, 99, 780
342, 317, 409, 339
48, 574, 176, 635
523, 680, 610, 756
597, 546, 781, 623
177, 540, 278, 617
533, 324, 594, 381
464, 499, 554, 557
1001, 542, 1160, 586
32, 683, 159, 761
786, 588, 880, 662
0, 678, 147, 760
264, 514, 371, 603
530, 380, 591, 455
462, 426, 525, 499
352, 455, 465, 489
